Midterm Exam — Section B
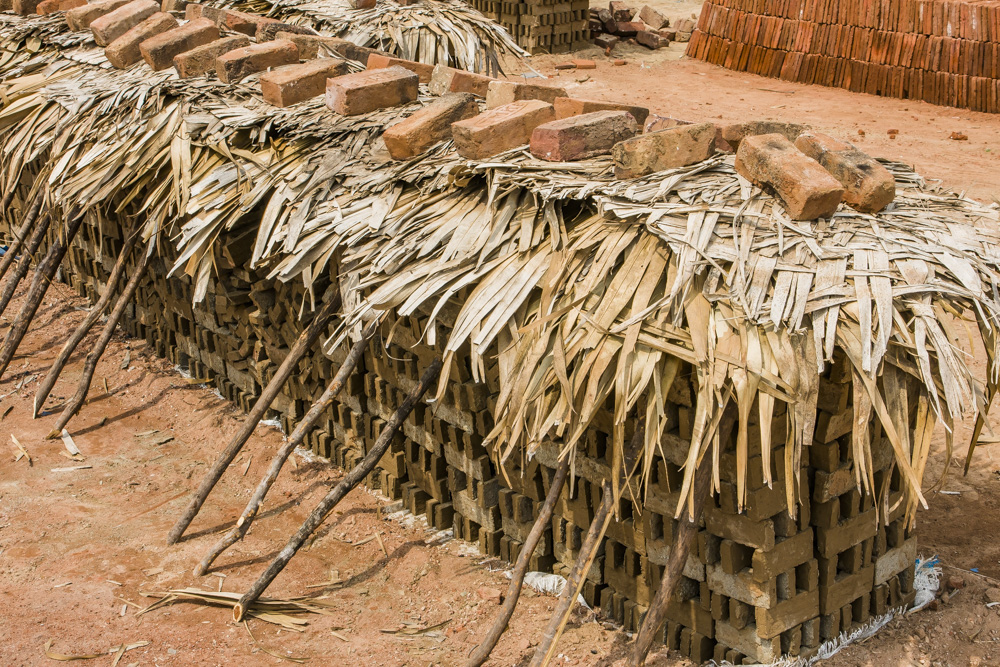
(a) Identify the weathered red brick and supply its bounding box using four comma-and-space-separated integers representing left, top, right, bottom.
530, 110, 638, 162
65, 0, 130, 30
173, 35, 249, 77
273, 33, 345, 59
552, 96, 649, 125
382, 93, 479, 160
451, 99, 555, 160
644, 114, 692, 132
608, 0, 631, 21
326, 66, 419, 116
428, 64, 494, 97
720, 120, 807, 152
12, 0, 42, 15
638, 5, 669, 29
90, 0, 158, 46
612, 121, 717, 178
348, 0, 374, 7
485, 80, 567, 109
260, 58, 349, 107
160, 0, 186, 12
636, 29, 670, 49
37, 0, 84, 14
735, 133, 845, 220
366, 54, 434, 83
794, 132, 896, 213
612, 21, 643, 35
256, 21, 319, 42
223, 8, 278, 35
104, 11, 177, 68
593, 34, 618, 51
183, 2, 221, 21
571, 59, 596, 69
139, 17, 218, 71
216, 39, 299, 84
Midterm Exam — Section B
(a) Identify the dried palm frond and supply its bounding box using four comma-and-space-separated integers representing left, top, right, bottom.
1, 13, 999, 527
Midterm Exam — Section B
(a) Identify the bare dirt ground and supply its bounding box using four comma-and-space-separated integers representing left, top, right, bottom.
3, 11, 1000, 665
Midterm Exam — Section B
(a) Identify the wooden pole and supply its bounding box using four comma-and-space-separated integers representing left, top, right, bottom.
0, 189, 44, 284
33, 230, 139, 417
467, 454, 571, 667
529, 425, 645, 667
166, 292, 342, 545
0, 212, 85, 380
195, 323, 375, 576
625, 405, 738, 667
0, 203, 50, 319
233, 357, 442, 622
46, 248, 150, 437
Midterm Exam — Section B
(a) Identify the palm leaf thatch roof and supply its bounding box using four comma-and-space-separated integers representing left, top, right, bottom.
2, 12, 999, 528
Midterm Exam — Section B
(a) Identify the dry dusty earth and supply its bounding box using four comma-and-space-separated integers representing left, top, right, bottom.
3, 11, 1000, 666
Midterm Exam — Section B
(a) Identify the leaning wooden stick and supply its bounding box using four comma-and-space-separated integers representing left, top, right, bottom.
529, 425, 645, 667
166, 292, 342, 546
467, 454, 571, 667
195, 322, 376, 576
33, 230, 139, 417
46, 247, 151, 436
233, 357, 442, 622
626, 405, 737, 667
0, 212, 85, 380
0, 203, 50, 318
0, 189, 44, 284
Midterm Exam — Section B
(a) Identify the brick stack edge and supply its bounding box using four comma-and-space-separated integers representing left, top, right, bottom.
686, 0, 1000, 113
0, 212, 916, 664
467, 0, 591, 54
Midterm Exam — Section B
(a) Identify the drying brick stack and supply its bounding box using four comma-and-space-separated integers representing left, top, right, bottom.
467, 0, 590, 53
687, 0, 1000, 113
55, 221, 920, 662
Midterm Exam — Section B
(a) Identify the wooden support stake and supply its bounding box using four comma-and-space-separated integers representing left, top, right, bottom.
166, 292, 342, 545
625, 405, 738, 667
47, 247, 150, 436
233, 357, 442, 622
195, 322, 376, 576
0, 203, 50, 319
529, 425, 645, 667
0, 189, 44, 284
467, 454, 571, 667
33, 231, 139, 417
0, 212, 85, 380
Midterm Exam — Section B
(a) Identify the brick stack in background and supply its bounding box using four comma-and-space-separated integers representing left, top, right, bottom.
0, 203, 917, 665
467, 0, 590, 53
687, 0, 1000, 113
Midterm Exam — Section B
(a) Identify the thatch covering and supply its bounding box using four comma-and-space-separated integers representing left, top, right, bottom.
2, 10, 1000, 530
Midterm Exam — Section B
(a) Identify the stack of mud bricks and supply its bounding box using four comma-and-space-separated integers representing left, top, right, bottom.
467, 0, 591, 53
4, 198, 923, 664
687, 0, 1000, 113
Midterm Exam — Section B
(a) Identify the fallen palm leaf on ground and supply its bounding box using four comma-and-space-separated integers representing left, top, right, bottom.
43, 640, 149, 662
138, 588, 335, 631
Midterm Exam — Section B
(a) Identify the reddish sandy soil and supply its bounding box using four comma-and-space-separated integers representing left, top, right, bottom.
4, 16, 1000, 665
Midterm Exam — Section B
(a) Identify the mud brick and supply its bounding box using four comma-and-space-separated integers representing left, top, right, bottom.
795, 132, 896, 213
817, 507, 876, 558
428, 64, 495, 97
452, 100, 555, 160
37, 0, 84, 14
812, 464, 856, 503
260, 58, 349, 107
612, 121, 716, 178
530, 110, 638, 162
817, 376, 851, 413
608, 0, 631, 21
752, 528, 814, 582
729, 598, 751, 628
105, 12, 177, 68
326, 66, 419, 115
720, 539, 753, 574
754, 588, 819, 639
716, 619, 782, 663
706, 506, 775, 550
552, 96, 649, 124
874, 537, 916, 585
217, 39, 299, 84
820, 564, 874, 614
735, 133, 845, 220
708, 563, 777, 607
90, 0, 158, 46
593, 33, 619, 51
809, 438, 841, 472
66, 0, 130, 30
138, 17, 218, 71
485, 80, 568, 109
711, 592, 729, 621
366, 54, 435, 83
382, 93, 479, 160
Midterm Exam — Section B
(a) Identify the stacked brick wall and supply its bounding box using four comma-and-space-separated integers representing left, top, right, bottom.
687, 0, 1000, 113
467, 0, 591, 53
